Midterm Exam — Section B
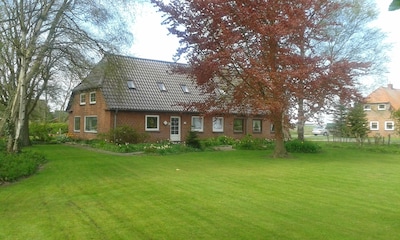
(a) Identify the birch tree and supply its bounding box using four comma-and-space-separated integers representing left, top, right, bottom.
295, 0, 388, 141
0, 0, 133, 152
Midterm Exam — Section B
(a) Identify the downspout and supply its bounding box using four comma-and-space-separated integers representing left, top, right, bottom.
113, 109, 118, 143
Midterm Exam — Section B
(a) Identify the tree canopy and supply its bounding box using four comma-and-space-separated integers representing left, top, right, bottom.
153, 0, 376, 157
389, 0, 400, 11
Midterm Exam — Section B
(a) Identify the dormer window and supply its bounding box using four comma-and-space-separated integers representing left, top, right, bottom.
378, 104, 386, 110
127, 80, 136, 89
157, 82, 167, 92
180, 84, 190, 93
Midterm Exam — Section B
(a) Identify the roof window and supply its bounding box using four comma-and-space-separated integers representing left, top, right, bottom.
127, 80, 136, 89
157, 82, 167, 92
180, 84, 190, 93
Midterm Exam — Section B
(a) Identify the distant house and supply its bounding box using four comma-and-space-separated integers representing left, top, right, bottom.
364, 84, 400, 137
66, 54, 274, 142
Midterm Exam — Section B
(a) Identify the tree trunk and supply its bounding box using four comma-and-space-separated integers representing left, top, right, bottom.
273, 113, 288, 158
21, 116, 31, 147
297, 97, 305, 141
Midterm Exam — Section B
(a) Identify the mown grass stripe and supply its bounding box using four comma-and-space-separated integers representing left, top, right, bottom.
1, 145, 400, 239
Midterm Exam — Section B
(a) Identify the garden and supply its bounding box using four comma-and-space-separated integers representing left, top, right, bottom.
1, 137, 400, 239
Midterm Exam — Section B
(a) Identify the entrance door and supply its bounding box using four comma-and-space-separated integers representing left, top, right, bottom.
170, 116, 181, 142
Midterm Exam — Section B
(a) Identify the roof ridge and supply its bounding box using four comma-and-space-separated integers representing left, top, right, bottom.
104, 53, 188, 66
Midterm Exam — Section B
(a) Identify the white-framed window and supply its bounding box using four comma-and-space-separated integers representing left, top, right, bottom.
80, 93, 86, 105
252, 119, 262, 133
89, 92, 96, 104
378, 104, 386, 110
191, 116, 204, 132
385, 121, 394, 130
157, 82, 167, 92
74, 116, 81, 132
233, 118, 244, 133
145, 115, 159, 131
364, 105, 371, 111
212, 117, 224, 132
370, 121, 379, 131
84, 116, 97, 133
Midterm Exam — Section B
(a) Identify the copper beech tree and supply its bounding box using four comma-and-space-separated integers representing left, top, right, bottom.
153, 0, 369, 157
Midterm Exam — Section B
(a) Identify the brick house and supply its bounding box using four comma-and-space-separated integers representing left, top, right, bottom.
66, 54, 274, 142
364, 84, 400, 137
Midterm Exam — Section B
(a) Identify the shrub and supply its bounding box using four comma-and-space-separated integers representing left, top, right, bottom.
29, 122, 69, 143
285, 139, 321, 153
202, 135, 236, 147
29, 123, 53, 142
235, 135, 273, 150
186, 131, 202, 149
98, 125, 149, 144
0, 151, 47, 183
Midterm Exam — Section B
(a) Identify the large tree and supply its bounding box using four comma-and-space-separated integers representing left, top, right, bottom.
153, 0, 369, 157
294, 0, 388, 141
0, 0, 133, 152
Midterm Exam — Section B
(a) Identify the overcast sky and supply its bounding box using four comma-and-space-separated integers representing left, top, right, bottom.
129, 0, 400, 89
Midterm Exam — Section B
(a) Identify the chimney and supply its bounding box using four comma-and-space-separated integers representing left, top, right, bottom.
388, 83, 393, 89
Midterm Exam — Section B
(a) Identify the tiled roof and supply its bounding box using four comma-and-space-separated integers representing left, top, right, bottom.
72, 54, 205, 112
365, 84, 400, 110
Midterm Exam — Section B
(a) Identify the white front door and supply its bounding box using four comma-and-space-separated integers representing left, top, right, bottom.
170, 116, 181, 142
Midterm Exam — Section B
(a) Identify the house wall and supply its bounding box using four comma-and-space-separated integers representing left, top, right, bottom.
68, 90, 275, 141
109, 111, 274, 142
68, 89, 111, 140
364, 103, 396, 137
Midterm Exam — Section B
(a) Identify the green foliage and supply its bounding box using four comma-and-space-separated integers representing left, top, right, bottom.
186, 131, 202, 149
29, 122, 69, 142
235, 135, 273, 150
202, 135, 236, 147
30, 123, 52, 142
347, 104, 369, 140
332, 104, 349, 138
392, 109, 400, 135
98, 125, 149, 144
285, 139, 321, 153
143, 142, 188, 155
0, 151, 46, 183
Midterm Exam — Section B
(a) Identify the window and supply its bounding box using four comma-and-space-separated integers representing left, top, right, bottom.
80, 93, 86, 105
146, 115, 159, 131
127, 80, 136, 89
385, 121, 394, 130
180, 84, 190, 93
364, 105, 371, 111
212, 117, 224, 132
157, 82, 167, 92
191, 116, 204, 132
89, 92, 96, 104
370, 121, 379, 130
252, 119, 262, 133
84, 116, 97, 133
270, 124, 275, 133
233, 119, 244, 133
378, 104, 386, 110
74, 116, 81, 132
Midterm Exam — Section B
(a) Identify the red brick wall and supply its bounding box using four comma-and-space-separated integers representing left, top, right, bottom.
69, 89, 275, 141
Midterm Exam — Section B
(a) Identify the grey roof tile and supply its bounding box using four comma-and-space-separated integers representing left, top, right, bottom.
72, 54, 205, 112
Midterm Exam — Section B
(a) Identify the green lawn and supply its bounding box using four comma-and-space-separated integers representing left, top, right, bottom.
1, 144, 400, 239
